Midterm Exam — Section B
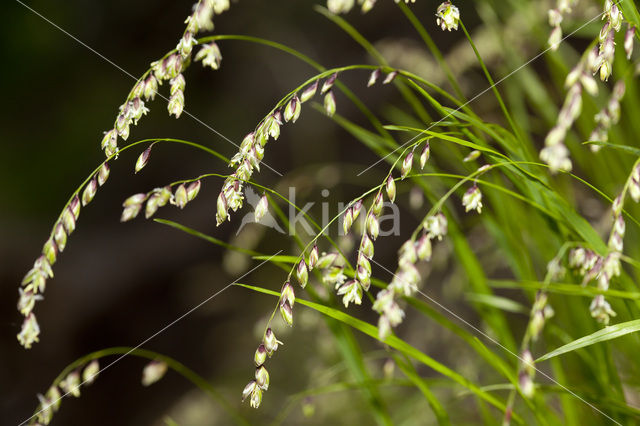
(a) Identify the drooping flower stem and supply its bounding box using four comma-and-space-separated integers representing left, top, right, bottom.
17, 138, 228, 348
28, 346, 249, 426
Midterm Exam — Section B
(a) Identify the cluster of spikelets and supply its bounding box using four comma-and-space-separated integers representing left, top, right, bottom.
16, 0, 230, 349
541, 0, 636, 173
17, 162, 110, 349
569, 161, 640, 324
547, 0, 579, 50
32, 360, 100, 425
31, 358, 169, 425
215, 72, 342, 227
224, 71, 345, 409
101, 0, 228, 157
511, 159, 640, 406
120, 143, 204, 221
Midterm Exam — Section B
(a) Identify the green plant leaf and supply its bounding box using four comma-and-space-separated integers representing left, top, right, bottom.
252, 254, 300, 264
537, 319, 640, 362
583, 141, 640, 156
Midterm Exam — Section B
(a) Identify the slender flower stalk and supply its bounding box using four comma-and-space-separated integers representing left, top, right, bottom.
540, 1, 634, 171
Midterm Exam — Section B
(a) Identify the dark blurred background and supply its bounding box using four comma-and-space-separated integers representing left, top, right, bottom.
1, 0, 508, 424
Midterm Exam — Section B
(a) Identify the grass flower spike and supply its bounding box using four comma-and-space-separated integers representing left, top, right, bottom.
436, 2, 460, 32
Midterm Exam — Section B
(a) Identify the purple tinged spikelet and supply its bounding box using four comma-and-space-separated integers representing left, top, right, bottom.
343, 207, 354, 234
367, 68, 381, 87
242, 380, 257, 403
186, 180, 201, 201
420, 143, 430, 169
416, 235, 432, 261
101, 129, 117, 153
284, 95, 301, 123
216, 192, 228, 225
321, 72, 338, 94
360, 234, 374, 258
124, 193, 147, 207
70, 195, 81, 220
135, 146, 152, 173
280, 300, 293, 326
519, 371, 535, 398
121, 204, 141, 222
366, 212, 380, 240
281, 281, 295, 308
401, 151, 413, 179
324, 91, 336, 117
254, 195, 268, 222
255, 366, 269, 390
296, 259, 309, 287
98, 163, 110, 186
383, 70, 398, 84
386, 175, 396, 203
54, 223, 67, 252
82, 178, 98, 206
42, 238, 57, 265
143, 75, 158, 101
145, 194, 160, 219
352, 199, 363, 221
263, 328, 282, 354
300, 81, 318, 103
315, 252, 338, 269
241, 380, 256, 401
254, 344, 267, 367
308, 244, 319, 270
372, 191, 384, 216
175, 184, 188, 209
62, 207, 76, 234
625, 25, 635, 60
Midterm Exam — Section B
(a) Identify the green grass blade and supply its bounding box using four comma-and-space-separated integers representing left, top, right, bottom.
465, 293, 529, 314
537, 319, 640, 362
583, 141, 640, 156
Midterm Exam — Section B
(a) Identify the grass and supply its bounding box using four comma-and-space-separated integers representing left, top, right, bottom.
15, 0, 640, 425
